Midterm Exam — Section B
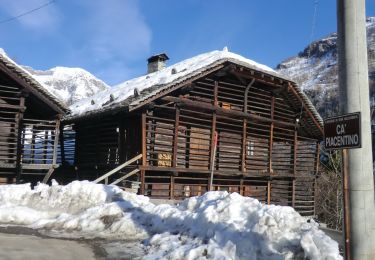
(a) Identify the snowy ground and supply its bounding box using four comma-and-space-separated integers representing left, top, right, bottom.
0, 180, 342, 259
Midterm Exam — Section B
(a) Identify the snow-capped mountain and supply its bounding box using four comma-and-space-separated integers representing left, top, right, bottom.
23, 66, 110, 106
276, 17, 375, 118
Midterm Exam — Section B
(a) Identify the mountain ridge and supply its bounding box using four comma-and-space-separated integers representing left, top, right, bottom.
276, 17, 375, 118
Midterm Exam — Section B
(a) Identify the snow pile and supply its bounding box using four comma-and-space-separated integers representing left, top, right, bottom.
70, 48, 281, 118
0, 181, 342, 259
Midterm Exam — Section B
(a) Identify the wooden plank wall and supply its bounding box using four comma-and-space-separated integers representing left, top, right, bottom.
0, 83, 60, 179
142, 75, 319, 216
0, 83, 21, 175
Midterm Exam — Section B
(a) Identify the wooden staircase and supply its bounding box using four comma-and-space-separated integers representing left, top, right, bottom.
93, 154, 142, 193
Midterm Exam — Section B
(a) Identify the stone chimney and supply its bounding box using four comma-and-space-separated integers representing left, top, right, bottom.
147, 53, 169, 73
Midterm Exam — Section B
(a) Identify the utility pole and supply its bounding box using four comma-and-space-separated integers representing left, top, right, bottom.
337, 0, 375, 259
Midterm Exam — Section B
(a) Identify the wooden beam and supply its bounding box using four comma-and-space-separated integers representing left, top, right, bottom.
172, 107, 180, 168
269, 96, 275, 173
287, 82, 323, 135
209, 112, 217, 191
110, 168, 140, 185
59, 123, 65, 164
52, 118, 61, 165
0, 62, 66, 114
161, 96, 297, 129
141, 112, 147, 195
93, 154, 142, 183
241, 119, 247, 173
230, 68, 285, 88
42, 168, 55, 184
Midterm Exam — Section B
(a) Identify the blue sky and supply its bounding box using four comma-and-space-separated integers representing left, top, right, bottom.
0, 0, 375, 86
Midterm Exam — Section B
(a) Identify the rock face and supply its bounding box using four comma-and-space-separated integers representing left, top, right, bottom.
23, 66, 110, 106
276, 17, 375, 118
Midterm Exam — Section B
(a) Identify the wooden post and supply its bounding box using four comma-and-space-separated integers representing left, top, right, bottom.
141, 112, 147, 195
209, 112, 217, 191
43, 130, 49, 162
208, 81, 218, 191
30, 126, 36, 164
15, 96, 25, 183
240, 179, 244, 195
241, 119, 247, 172
173, 107, 180, 168
269, 96, 275, 173
52, 118, 61, 166
59, 123, 65, 164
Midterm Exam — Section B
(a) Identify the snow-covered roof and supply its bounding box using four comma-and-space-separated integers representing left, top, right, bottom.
67, 49, 323, 131
0, 49, 68, 114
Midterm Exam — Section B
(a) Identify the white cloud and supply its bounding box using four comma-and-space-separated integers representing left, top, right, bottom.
0, 0, 60, 31
79, 0, 152, 62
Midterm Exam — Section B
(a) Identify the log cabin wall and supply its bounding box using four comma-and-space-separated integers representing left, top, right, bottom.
0, 73, 61, 184
141, 73, 320, 216
71, 114, 142, 181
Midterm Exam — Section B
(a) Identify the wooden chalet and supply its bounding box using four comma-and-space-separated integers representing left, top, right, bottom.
62, 50, 323, 216
0, 50, 68, 184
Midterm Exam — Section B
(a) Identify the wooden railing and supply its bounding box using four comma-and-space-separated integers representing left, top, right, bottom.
93, 154, 142, 184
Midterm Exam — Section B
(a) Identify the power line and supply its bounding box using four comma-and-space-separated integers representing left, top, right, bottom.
310, 0, 319, 43
0, 0, 55, 25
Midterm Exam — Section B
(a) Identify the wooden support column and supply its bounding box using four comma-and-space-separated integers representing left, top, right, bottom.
59, 123, 65, 164
43, 130, 49, 162
208, 81, 218, 191
170, 107, 179, 199
44, 118, 61, 184
241, 119, 247, 173
268, 96, 275, 173
172, 107, 180, 168
140, 112, 147, 195
240, 179, 244, 195
30, 126, 36, 164
209, 112, 217, 191
52, 118, 61, 166
15, 96, 25, 183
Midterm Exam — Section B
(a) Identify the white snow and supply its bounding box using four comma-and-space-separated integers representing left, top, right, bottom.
69, 49, 279, 118
0, 49, 61, 102
28, 66, 110, 105
0, 180, 342, 259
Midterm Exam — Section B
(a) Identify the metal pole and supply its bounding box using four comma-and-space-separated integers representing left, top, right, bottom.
337, 0, 375, 259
